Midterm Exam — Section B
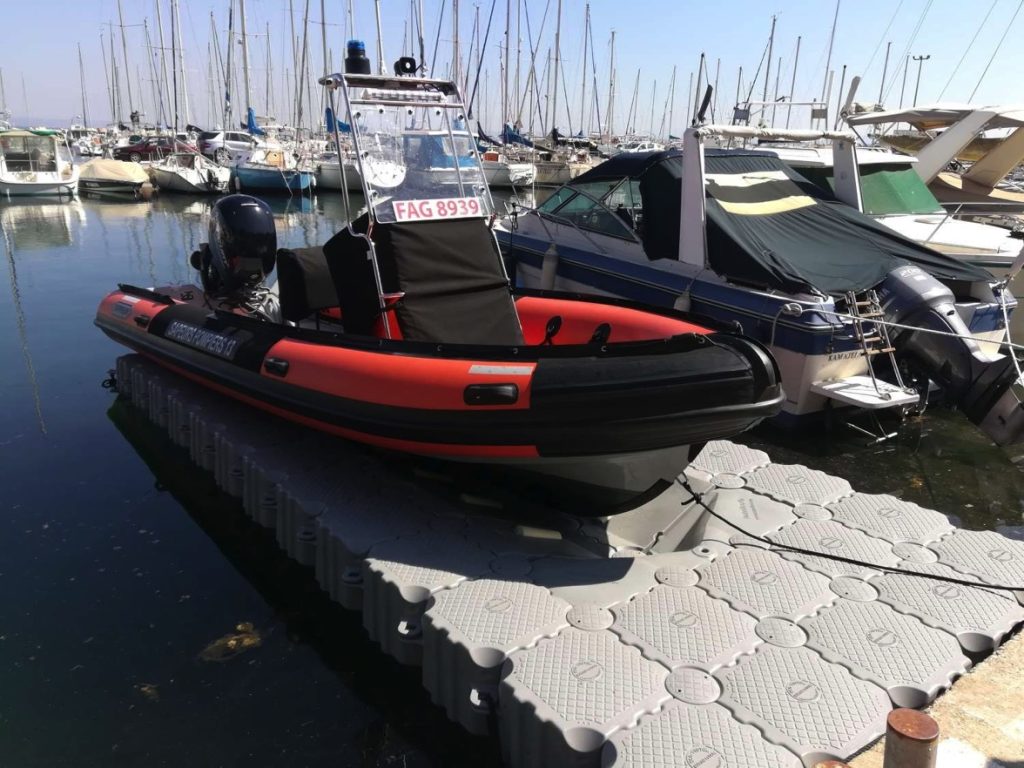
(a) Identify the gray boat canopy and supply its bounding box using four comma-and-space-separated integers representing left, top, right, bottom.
571, 149, 993, 296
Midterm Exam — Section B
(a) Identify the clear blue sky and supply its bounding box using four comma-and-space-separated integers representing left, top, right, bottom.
3, 0, 1023, 135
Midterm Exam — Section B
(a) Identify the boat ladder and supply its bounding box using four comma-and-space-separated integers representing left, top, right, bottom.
810, 291, 920, 442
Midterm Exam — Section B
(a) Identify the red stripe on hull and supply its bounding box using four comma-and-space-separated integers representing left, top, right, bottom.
140, 351, 540, 459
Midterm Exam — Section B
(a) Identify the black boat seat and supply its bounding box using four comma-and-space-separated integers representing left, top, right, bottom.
322, 215, 524, 345
275, 246, 342, 323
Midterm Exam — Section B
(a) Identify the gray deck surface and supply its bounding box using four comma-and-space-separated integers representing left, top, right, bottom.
115, 355, 1024, 767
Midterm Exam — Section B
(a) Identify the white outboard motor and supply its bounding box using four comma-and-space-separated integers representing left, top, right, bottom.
877, 265, 1024, 445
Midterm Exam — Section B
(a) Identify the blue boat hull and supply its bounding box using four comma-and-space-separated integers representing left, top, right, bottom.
233, 166, 313, 192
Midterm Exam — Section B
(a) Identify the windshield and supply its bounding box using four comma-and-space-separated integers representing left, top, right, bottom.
799, 163, 943, 216
341, 84, 492, 224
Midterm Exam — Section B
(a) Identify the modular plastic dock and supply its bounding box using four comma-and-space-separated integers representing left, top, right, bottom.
113, 354, 1024, 767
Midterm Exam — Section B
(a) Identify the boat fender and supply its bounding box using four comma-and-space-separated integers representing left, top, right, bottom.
541, 315, 562, 345
540, 242, 559, 290
590, 323, 612, 345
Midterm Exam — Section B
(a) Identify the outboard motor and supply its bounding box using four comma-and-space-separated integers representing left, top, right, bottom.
877, 265, 1024, 445
189, 194, 281, 322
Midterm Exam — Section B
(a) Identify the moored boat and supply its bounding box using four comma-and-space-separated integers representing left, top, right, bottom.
233, 148, 314, 193
498, 125, 1024, 445
0, 128, 77, 197
150, 152, 231, 194
78, 158, 151, 197
94, 63, 784, 505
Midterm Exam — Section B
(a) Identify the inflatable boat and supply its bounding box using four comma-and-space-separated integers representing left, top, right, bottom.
95, 66, 783, 503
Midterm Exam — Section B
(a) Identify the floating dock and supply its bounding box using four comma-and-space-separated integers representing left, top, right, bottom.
113, 354, 1024, 767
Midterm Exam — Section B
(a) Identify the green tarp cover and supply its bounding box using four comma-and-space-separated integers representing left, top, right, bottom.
638, 150, 992, 296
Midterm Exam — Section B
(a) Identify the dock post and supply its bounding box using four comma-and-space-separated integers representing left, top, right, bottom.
883, 708, 939, 768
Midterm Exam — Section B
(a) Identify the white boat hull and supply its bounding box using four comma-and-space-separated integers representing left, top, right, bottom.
150, 166, 230, 194
0, 176, 77, 197
316, 162, 363, 191
482, 159, 535, 188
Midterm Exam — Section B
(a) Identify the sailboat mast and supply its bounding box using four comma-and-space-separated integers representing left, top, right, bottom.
155, 0, 171, 129
579, 3, 589, 136
266, 22, 273, 117
143, 21, 163, 125
117, 0, 135, 115
666, 64, 676, 135
786, 36, 800, 128
551, 0, 561, 133
171, 0, 179, 131
174, 0, 190, 127
77, 44, 90, 127
374, 0, 386, 74
110, 28, 122, 122
296, 0, 311, 134
224, 1, 235, 129
240, 0, 252, 114
821, 0, 840, 101
761, 15, 775, 107
503, 0, 510, 124
606, 30, 615, 136
692, 53, 705, 124
452, 0, 460, 86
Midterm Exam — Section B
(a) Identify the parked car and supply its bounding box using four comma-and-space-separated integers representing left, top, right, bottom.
113, 137, 197, 162
198, 131, 261, 164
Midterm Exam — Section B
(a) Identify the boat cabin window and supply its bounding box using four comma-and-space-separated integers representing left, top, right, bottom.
798, 163, 944, 216
0, 134, 57, 172
539, 185, 636, 240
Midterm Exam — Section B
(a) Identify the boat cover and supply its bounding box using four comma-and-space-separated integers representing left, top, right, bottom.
79, 159, 150, 183
595, 150, 993, 295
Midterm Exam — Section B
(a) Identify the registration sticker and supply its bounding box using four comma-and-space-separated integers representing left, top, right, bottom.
392, 197, 482, 222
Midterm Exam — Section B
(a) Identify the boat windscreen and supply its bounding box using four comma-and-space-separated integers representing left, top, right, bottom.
343, 94, 493, 224
799, 163, 944, 216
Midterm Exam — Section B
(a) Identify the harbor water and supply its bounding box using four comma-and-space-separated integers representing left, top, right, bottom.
1, 192, 1022, 767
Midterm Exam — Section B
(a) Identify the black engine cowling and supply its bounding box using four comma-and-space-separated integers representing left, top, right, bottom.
190, 194, 276, 295
878, 265, 1024, 445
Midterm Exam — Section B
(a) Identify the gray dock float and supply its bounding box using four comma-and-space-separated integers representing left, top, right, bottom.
113, 354, 1024, 767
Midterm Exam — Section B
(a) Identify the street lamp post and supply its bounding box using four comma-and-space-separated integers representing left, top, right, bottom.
912, 54, 931, 107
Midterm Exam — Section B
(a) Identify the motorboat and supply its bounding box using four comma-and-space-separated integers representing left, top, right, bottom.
233, 148, 314, 194
846, 104, 1024, 216
0, 128, 78, 197
497, 125, 1024, 445
757, 142, 1024, 341
149, 152, 231, 194
94, 62, 784, 506
78, 158, 152, 197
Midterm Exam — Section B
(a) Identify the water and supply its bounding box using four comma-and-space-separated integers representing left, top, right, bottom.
1, 191, 1021, 767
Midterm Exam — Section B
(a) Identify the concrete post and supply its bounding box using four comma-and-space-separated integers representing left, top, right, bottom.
883, 708, 939, 768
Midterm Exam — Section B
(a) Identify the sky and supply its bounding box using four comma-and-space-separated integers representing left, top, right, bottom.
2, 0, 1023, 135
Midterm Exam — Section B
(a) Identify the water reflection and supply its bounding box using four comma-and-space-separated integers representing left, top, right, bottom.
0, 217, 46, 434
106, 399, 500, 767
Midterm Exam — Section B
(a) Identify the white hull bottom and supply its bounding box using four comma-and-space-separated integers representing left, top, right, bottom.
150, 169, 230, 195
482, 161, 535, 188
316, 163, 363, 191
0, 179, 77, 197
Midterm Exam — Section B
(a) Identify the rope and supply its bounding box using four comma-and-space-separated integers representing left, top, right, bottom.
881, 0, 935, 103
679, 477, 1024, 592
969, 0, 1024, 101
936, 0, 999, 100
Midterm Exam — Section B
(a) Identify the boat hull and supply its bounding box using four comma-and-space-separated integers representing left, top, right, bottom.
0, 177, 77, 197
95, 285, 782, 503
316, 161, 363, 191
150, 167, 230, 195
233, 166, 314, 193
